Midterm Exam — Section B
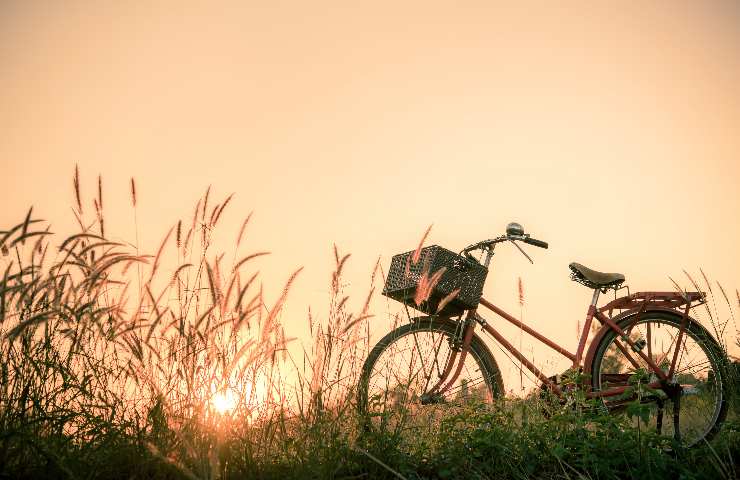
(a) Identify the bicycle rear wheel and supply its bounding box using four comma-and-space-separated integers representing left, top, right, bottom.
357, 316, 503, 431
590, 311, 728, 447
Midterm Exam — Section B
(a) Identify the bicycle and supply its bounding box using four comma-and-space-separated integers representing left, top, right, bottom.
357, 223, 728, 448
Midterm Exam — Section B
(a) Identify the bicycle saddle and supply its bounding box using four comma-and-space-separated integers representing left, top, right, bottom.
569, 262, 625, 289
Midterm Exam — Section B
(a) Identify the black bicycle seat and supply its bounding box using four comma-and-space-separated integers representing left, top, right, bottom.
569, 262, 625, 289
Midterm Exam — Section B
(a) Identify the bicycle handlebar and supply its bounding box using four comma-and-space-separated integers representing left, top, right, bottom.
461, 228, 548, 261
461, 236, 505, 255
523, 236, 548, 249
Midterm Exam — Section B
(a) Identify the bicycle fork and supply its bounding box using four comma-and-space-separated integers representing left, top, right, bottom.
419, 312, 477, 404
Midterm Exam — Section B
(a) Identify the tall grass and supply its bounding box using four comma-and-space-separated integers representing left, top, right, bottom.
0, 169, 738, 480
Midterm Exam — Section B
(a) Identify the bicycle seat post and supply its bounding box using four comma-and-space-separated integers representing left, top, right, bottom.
574, 288, 600, 368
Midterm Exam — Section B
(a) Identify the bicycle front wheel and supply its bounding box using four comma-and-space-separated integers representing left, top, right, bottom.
358, 316, 503, 431
590, 310, 728, 447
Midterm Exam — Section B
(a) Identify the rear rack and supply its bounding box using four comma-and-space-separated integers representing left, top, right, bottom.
599, 291, 705, 317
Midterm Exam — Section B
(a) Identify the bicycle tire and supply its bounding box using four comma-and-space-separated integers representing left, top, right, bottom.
590, 310, 728, 447
357, 316, 503, 429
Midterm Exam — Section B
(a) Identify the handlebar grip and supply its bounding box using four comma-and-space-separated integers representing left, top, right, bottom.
524, 237, 548, 249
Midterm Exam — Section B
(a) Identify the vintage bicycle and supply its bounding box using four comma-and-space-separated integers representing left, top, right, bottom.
357, 223, 728, 447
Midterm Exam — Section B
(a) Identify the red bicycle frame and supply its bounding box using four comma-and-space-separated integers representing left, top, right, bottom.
428, 289, 705, 400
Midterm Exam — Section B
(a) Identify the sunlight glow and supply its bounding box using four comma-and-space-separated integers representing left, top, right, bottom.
213, 390, 237, 415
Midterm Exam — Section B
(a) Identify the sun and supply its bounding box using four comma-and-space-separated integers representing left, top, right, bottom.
212, 389, 237, 415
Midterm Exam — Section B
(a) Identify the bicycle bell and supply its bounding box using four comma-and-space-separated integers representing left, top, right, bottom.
506, 222, 524, 237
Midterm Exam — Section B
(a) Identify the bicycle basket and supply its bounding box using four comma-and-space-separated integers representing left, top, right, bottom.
382, 245, 488, 316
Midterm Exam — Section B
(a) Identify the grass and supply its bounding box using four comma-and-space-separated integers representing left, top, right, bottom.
0, 169, 739, 479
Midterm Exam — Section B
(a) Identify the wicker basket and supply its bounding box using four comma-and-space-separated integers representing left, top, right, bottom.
382, 245, 488, 316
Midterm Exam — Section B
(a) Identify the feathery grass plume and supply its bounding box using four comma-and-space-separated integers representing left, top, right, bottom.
78, 239, 122, 257
193, 304, 216, 332
213, 193, 233, 226
59, 232, 106, 253
411, 223, 433, 266
518, 277, 524, 307
5, 311, 51, 342
1, 216, 48, 246
148, 226, 173, 283
182, 227, 193, 257
208, 204, 219, 226
94, 176, 105, 238
307, 306, 314, 336
336, 295, 349, 313
202, 185, 211, 223
130, 177, 137, 207
171, 263, 193, 286
191, 198, 201, 235
235, 291, 261, 330
98, 174, 104, 211
700, 268, 714, 295
676, 271, 730, 349
214, 252, 224, 290
19, 206, 33, 246
682, 270, 704, 300
435, 287, 460, 314
682, 270, 718, 329
403, 252, 412, 282
234, 271, 259, 312
130, 176, 142, 295
74, 164, 82, 214
668, 275, 689, 302
342, 313, 374, 334
8, 226, 52, 250
264, 267, 303, 332
370, 255, 382, 286
235, 212, 253, 248
517, 277, 525, 391
31, 229, 46, 256
414, 264, 446, 306
233, 252, 270, 272
700, 268, 724, 333
358, 286, 375, 319
176, 220, 182, 249
713, 281, 736, 338
331, 245, 350, 292
205, 262, 218, 307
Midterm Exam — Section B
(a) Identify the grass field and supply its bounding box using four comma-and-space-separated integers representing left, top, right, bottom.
1, 173, 738, 479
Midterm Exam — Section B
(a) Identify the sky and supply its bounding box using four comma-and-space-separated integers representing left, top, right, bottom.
2, 1, 739, 391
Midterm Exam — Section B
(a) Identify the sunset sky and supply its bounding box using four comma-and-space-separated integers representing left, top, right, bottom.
2, 1, 739, 390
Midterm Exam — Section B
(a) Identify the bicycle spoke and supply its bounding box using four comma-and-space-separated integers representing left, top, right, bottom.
675, 358, 712, 374
676, 339, 700, 374
421, 329, 449, 394
441, 374, 487, 399
409, 330, 430, 391
592, 314, 725, 447
360, 319, 498, 432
